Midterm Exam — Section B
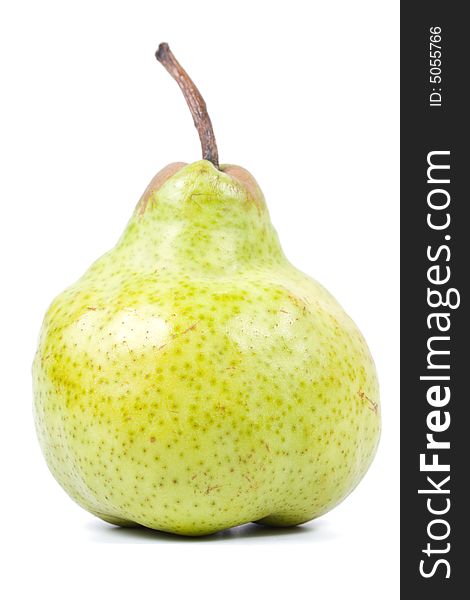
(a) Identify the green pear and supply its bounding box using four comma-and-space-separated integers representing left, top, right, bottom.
33, 44, 380, 536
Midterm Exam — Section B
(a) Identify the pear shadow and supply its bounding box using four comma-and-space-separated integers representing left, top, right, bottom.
86, 518, 336, 544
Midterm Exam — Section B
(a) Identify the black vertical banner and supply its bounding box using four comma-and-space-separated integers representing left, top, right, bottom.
401, 3, 468, 597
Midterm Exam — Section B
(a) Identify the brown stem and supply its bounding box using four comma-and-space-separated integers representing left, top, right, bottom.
156, 43, 219, 168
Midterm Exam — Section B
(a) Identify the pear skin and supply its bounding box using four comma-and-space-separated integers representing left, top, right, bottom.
33, 160, 380, 536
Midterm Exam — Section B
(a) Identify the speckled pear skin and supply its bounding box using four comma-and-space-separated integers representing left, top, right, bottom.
33, 160, 380, 536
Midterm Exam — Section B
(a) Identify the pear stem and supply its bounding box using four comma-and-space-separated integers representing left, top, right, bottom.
156, 43, 219, 169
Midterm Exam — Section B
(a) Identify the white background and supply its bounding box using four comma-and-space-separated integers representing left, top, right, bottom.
0, 1, 399, 598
